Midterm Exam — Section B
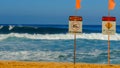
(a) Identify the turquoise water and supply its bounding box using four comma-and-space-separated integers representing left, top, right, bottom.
0, 25, 120, 64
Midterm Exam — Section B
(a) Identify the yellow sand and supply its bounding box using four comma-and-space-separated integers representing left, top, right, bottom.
0, 61, 120, 68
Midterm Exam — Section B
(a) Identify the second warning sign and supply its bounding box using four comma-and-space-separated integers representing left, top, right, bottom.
102, 16, 116, 35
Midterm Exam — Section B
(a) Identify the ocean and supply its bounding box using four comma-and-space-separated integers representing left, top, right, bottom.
0, 24, 120, 64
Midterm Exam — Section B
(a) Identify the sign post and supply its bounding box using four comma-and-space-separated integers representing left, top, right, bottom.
69, 16, 82, 64
74, 33, 76, 64
69, 0, 82, 67
102, 16, 116, 65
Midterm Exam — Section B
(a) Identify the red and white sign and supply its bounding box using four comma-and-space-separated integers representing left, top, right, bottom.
69, 16, 82, 33
102, 16, 116, 35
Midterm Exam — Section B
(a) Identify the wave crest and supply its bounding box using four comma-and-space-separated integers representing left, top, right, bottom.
0, 33, 120, 41
9, 25, 15, 30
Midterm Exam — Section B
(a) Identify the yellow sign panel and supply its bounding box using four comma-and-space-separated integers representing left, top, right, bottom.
102, 21, 116, 35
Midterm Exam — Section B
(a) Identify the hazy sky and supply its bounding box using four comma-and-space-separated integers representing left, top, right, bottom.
0, 0, 120, 25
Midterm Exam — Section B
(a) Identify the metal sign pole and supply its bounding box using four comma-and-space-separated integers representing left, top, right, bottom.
74, 33, 76, 64
108, 10, 111, 65
73, 8, 78, 65
108, 33, 110, 65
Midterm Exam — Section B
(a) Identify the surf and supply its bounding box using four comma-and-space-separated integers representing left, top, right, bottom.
0, 33, 120, 41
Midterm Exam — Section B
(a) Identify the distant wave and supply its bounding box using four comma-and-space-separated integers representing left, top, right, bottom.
0, 25, 68, 34
0, 25, 120, 34
0, 25, 3, 29
0, 33, 120, 41
8, 25, 15, 30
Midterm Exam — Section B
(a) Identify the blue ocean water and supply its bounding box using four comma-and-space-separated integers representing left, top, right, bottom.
0, 24, 120, 64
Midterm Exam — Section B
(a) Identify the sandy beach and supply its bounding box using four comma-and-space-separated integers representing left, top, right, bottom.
0, 61, 120, 68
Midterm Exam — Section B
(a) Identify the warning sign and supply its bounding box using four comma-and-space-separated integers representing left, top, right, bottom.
102, 16, 116, 35
69, 16, 82, 33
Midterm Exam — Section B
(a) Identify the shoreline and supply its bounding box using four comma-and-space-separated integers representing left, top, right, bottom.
0, 60, 120, 68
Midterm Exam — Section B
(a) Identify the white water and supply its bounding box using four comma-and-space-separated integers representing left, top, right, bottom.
0, 33, 120, 41
0, 50, 103, 61
9, 25, 15, 30
0, 25, 3, 29
0, 51, 69, 61
1, 50, 119, 63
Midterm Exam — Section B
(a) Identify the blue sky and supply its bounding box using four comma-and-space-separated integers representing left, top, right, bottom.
0, 0, 120, 25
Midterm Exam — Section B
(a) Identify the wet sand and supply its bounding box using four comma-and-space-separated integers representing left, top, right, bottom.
0, 61, 120, 68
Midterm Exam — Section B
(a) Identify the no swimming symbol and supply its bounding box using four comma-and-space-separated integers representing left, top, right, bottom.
71, 22, 80, 31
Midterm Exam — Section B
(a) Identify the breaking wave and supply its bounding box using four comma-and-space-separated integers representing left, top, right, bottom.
0, 25, 120, 34
0, 25, 68, 34
0, 33, 120, 41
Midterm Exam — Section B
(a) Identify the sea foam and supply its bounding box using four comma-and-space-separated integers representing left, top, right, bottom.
0, 33, 120, 41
